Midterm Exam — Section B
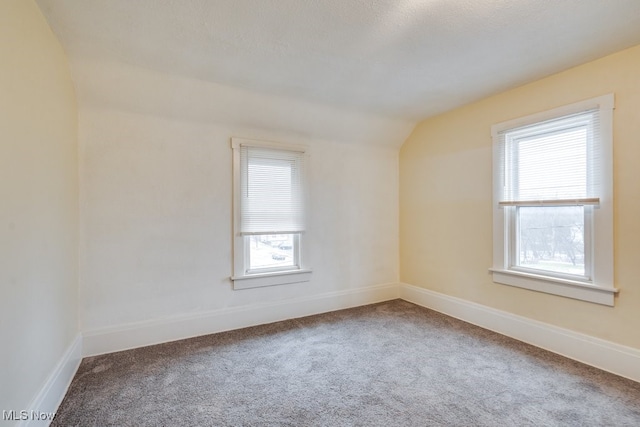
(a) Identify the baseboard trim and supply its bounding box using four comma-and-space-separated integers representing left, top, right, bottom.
399, 283, 640, 383
82, 283, 399, 357
18, 334, 82, 427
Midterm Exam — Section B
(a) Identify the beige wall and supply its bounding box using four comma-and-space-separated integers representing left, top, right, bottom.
0, 0, 78, 413
400, 44, 640, 349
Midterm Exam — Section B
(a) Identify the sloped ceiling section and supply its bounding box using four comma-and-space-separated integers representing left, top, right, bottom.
36, 0, 640, 144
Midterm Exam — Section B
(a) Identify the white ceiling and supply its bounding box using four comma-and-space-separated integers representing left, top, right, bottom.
36, 0, 640, 121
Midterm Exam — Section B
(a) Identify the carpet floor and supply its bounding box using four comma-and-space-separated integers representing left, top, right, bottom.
52, 300, 640, 426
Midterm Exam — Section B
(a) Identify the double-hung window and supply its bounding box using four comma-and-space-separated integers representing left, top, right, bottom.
231, 138, 311, 290
491, 94, 616, 305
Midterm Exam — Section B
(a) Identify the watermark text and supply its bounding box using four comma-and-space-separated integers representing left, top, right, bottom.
3, 410, 55, 421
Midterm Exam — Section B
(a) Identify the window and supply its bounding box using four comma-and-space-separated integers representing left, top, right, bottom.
491, 94, 616, 305
231, 138, 311, 289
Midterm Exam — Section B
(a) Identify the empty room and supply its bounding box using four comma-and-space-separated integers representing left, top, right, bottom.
2, 0, 640, 425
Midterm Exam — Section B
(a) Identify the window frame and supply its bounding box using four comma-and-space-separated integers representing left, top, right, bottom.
231, 138, 311, 290
490, 94, 617, 306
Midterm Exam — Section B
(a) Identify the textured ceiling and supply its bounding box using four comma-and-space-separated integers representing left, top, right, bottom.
36, 0, 640, 121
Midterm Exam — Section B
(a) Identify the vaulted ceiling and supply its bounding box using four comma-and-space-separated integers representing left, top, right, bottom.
36, 0, 640, 121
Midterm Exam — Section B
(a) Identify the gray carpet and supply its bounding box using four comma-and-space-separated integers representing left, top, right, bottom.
53, 300, 640, 426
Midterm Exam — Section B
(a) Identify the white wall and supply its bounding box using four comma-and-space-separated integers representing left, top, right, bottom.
78, 63, 406, 336
0, 0, 78, 419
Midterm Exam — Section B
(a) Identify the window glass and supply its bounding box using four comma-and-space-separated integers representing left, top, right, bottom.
516, 206, 585, 276
248, 234, 296, 270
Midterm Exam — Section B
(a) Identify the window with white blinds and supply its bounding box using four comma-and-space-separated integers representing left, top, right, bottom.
239, 146, 305, 235
231, 138, 311, 290
491, 94, 616, 306
497, 109, 601, 207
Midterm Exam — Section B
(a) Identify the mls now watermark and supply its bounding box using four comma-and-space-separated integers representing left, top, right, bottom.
3, 410, 55, 421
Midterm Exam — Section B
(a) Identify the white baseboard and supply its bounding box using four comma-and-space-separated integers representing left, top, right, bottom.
17, 334, 82, 427
82, 283, 399, 357
399, 283, 640, 383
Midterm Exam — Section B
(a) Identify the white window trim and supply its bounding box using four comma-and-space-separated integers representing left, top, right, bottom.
490, 94, 617, 306
231, 137, 312, 290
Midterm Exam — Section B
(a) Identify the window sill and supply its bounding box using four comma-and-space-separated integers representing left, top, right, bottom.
231, 269, 312, 290
489, 268, 618, 306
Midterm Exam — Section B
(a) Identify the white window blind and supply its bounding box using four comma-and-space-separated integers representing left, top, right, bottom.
239, 145, 306, 235
497, 109, 601, 207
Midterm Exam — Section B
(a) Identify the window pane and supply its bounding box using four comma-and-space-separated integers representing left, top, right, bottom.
248, 234, 295, 270
516, 206, 585, 276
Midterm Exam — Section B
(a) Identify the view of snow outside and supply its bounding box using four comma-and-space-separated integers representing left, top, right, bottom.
514, 126, 587, 276
517, 206, 585, 276
249, 234, 295, 270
